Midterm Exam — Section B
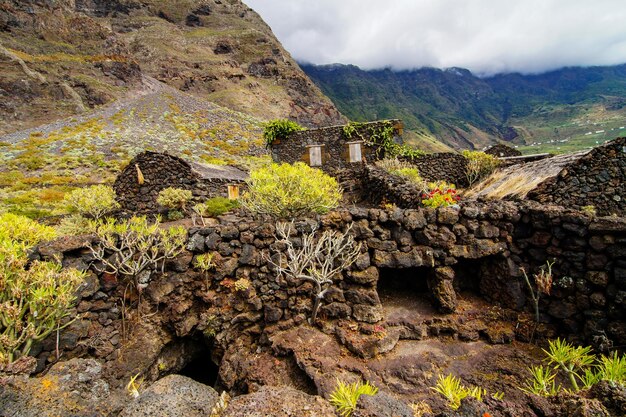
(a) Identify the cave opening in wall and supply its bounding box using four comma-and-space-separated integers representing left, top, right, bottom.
377, 266, 434, 312
155, 334, 220, 388
179, 346, 220, 387
452, 258, 484, 294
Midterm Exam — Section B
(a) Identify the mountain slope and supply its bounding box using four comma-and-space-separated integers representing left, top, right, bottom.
0, 76, 267, 217
302, 63, 626, 151
0, 0, 345, 135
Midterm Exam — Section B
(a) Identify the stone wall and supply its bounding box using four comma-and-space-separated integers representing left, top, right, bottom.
400, 152, 469, 188
270, 120, 402, 173
113, 151, 246, 213
528, 137, 626, 216
32, 201, 626, 376
361, 165, 424, 208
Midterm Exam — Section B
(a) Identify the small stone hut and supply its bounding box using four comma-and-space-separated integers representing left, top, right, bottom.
269, 119, 404, 173
528, 137, 626, 216
113, 151, 247, 213
469, 137, 626, 216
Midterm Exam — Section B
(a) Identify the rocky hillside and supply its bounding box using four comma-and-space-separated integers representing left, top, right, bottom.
0, 0, 345, 136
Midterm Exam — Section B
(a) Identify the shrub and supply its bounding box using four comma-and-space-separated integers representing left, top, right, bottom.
262, 119, 305, 147
193, 253, 215, 272
88, 216, 187, 291
157, 187, 193, 211
521, 261, 554, 341
234, 278, 251, 292
375, 159, 426, 188
462, 150, 500, 186
166, 209, 184, 221
329, 379, 378, 417
0, 214, 82, 364
56, 214, 97, 236
581, 205, 597, 216
421, 182, 460, 208
520, 338, 626, 397
241, 162, 342, 218
271, 222, 361, 323
194, 197, 240, 218
193, 252, 215, 288
63, 185, 120, 220
0, 212, 57, 246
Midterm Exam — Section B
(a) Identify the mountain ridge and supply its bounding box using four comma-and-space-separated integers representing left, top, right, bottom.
302, 62, 626, 150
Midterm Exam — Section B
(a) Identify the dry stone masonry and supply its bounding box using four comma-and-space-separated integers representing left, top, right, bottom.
529, 137, 626, 216
30, 200, 626, 378
400, 152, 469, 187
485, 143, 522, 158
113, 151, 247, 212
269, 120, 403, 173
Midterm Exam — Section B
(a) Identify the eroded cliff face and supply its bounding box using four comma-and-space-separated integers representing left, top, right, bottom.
0, 0, 345, 135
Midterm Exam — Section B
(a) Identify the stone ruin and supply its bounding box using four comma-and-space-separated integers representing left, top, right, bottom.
270, 119, 469, 194
470, 137, 626, 217
269, 120, 404, 173
113, 151, 247, 213
8, 199, 625, 416
528, 137, 626, 216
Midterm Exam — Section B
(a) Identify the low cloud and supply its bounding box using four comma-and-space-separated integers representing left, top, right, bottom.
244, 0, 626, 76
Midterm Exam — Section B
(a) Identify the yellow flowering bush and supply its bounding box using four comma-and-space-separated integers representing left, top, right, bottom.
462, 150, 500, 186
0, 214, 82, 364
63, 185, 120, 220
241, 162, 342, 218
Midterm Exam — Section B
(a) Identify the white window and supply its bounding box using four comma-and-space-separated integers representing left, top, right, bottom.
347, 142, 363, 163
308, 145, 323, 167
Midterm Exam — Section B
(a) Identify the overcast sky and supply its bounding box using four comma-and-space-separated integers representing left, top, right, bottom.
243, 0, 626, 76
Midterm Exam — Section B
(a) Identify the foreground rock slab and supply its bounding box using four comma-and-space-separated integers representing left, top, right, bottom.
118, 374, 218, 417
222, 385, 336, 417
0, 358, 123, 417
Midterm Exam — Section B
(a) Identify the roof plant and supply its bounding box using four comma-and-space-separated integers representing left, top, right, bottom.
262, 119, 305, 147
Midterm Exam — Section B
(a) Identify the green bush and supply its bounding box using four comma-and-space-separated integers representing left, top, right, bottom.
262, 119, 305, 147
166, 209, 184, 221
63, 185, 120, 220
375, 159, 426, 188
0, 214, 83, 364
462, 150, 500, 186
157, 187, 193, 211
421, 181, 460, 208
0, 212, 57, 246
193, 197, 240, 217
241, 162, 342, 218
56, 214, 97, 236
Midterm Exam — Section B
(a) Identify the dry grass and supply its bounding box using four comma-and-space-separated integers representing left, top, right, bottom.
465, 171, 547, 200
466, 151, 589, 200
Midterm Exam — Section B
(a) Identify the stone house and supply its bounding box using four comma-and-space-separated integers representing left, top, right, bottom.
269, 119, 404, 173
113, 151, 247, 213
